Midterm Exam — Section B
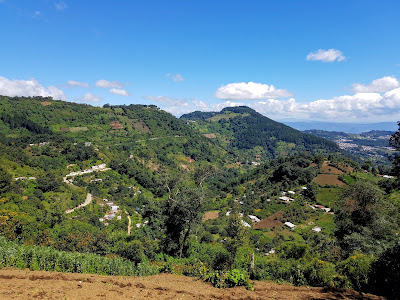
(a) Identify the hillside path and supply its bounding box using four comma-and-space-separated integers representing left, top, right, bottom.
126, 211, 132, 235
65, 193, 93, 214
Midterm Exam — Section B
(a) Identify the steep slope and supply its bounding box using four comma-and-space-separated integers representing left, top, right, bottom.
181, 106, 341, 160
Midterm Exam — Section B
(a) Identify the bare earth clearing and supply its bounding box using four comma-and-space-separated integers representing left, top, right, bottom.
0, 269, 384, 300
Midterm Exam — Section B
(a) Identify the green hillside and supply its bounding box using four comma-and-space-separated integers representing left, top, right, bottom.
181, 106, 341, 160
0, 96, 399, 298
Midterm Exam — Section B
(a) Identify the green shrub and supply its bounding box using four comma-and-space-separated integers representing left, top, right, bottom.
337, 253, 376, 291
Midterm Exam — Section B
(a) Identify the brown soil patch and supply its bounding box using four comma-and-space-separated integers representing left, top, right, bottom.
203, 133, 217, 139
40, 101, 51, 106
314, 174, 346, 186
321, 162, 343, 175
254, 211, 284, 230
341, 164, 354, 173
60, 127, 70, 132
186, 157, 195, 163
203, 211, 219, 221
181, 164, 189, 171
110, 121, 124, 130
22, 196, 28, 200
0, 268, 383, 300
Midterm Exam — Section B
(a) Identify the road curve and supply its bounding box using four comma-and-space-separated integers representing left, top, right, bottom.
65, 193, 93, 214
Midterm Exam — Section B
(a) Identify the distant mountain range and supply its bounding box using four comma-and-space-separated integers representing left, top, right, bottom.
283, 121, 398, 134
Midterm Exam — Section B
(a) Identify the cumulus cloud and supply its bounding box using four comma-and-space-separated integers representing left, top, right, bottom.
166, 73, 185, 82
67, 80, 89, 88
248, 90, 400, 121
210, 76, 400, 122
55, 1, 68, 10
109, 88, 130, 96
0, 76, 66, 100
143, 95, 188, 107
79, 93, 102, 103
215, 82, 293, 100
352, 76, 400, 93
306, 49, 345, 62
95, 79, 124, 89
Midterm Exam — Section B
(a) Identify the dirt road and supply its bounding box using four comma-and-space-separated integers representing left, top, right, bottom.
0, 269, 384, 300
65, 193, 93, 214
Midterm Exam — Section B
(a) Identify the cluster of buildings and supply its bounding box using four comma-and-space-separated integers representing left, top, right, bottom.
310, 204, 331, 213
29, 142, 50, 147
13, 176, 36, 181
335, 138, 358, 150
65, 164, 108, 177
279, 190, 296, 202
99, 200, 121, 224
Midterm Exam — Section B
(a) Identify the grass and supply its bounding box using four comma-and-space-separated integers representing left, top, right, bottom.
316, 187, 341, 207
342, 175, 355, 185
353, 172, 381, 183
314, 213, 336, 235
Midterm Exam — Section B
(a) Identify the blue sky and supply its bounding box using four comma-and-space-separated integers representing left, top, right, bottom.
1, 0, 400, 122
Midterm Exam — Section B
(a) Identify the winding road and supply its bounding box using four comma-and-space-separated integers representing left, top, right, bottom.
65, 193, 93, 214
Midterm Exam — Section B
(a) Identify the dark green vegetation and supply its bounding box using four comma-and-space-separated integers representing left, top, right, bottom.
181, 106, 341, 161
0, 96, 399, 297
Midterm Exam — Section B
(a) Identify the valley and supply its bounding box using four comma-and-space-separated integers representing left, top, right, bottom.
0, 96, 398, 299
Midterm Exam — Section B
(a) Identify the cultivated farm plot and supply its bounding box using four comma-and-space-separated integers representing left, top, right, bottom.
254, 211, 284, 230
321, 162, 344, 174
202, 211, 219, 221
314, 174, 346, 186
0, 269, 384, 300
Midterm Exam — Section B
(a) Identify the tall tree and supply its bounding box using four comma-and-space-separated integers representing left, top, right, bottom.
389, 121, 400, 179
334, 181, 396, 256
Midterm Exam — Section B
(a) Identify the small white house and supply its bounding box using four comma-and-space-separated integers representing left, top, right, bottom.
241, 220, 251, 228
312, 226, 322, 233
248, 215, 261, 223
288, 191, 295, 195
279, 196, 293, 202
111, 205, 119, 212
284, 222, 296, 229
266, 248, 275, 256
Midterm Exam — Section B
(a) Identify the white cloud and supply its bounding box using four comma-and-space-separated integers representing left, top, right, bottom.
247, 90, 400, 121
0, 76, 66, 100
95, 79, 124, 89
215, 82, 293, 100
67, 80, 89, 88
55, 1, 68, 10
79, 93, 102, 103
166, 73, 185, 82
143, 95, 188, 107
352, 76, 400, 93
33, 11, 41, 17
306, 49, 345, 62
209, 76, 400, 122
109, 88, 130, 96
192, 99, 208, 110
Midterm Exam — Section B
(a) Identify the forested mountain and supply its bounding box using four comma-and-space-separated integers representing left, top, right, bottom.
181, 106, 341, 160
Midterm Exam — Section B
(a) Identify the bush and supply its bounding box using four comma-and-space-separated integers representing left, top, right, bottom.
204, 268, 253, 290
337, 253, 376, 291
